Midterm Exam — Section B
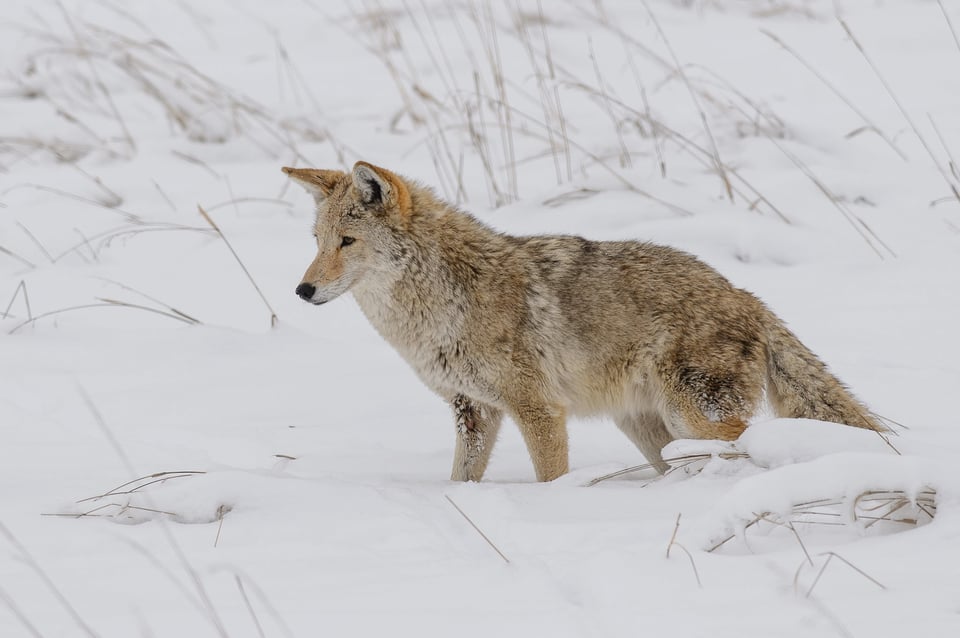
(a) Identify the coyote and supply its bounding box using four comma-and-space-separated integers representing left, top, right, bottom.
285, 161, 881, 482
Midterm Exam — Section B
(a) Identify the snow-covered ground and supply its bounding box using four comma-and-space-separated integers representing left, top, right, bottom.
2, 0, 959, 635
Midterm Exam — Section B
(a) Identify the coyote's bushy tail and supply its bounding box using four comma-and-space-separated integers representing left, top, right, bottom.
764, 316, 883, 431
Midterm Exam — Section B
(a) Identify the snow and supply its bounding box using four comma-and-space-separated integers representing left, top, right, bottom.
2, 0, 960, 636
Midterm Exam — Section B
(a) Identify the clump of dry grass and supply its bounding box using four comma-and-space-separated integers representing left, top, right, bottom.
349, 1, 775, 214
41, 470, 226, 524
706, 487, 937, 552
586, 450, 751, 487
1, 6, 336, 165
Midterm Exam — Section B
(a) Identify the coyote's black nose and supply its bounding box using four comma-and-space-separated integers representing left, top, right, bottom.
295, 283, 316, 301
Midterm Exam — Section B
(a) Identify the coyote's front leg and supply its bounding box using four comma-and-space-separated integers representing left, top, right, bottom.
450, 394, 503, 481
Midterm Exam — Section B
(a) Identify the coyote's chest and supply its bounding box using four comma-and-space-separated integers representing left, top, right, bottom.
353, 281, 498, 402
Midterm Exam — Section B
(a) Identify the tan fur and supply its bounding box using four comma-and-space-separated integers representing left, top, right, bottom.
285, 161, 884, 482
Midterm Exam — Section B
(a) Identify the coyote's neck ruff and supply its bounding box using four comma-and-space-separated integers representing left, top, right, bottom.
285, 161, 882, 482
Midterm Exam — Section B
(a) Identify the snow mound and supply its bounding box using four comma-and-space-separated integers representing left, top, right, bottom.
52, 470, 243, 525
735, 418, 899, 467
673, 421, 960, 553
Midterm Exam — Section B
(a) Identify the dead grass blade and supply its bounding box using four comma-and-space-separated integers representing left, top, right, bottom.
640, 0, 733, 201
839, 18, 960, 205
761, 135, 895, 259
198, 204, 278, 328
2, 183, 142, 223
0, 583, 45, 638
666, 513, 702, 587
76, 471, 206, 504
2, 280, 33, 321
805, 551, 886, 597
708, 487, 937, 553
937, 0, 960, 56
0, 521, 101, 637
444, 494, 510, 564
54, 0, 136, 154
73, 399, 231, 638
586, 451, 749, 487
9, 301, 199, 334
0, 245, 37, 270
234, 575, 266, 638
95, 279, 201, 325
214, 505, 228, 548
587, 37, 630, 168
761, 29, 906, 161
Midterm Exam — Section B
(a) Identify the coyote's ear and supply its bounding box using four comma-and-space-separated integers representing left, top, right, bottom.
282, 167, 345, 202
352, 161, 412, 217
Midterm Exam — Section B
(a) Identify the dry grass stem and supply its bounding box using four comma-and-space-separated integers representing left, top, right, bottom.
762, 136, 895, 259
805, 551, 886, 598
927, 114, 960, 198
0, 521, 101, 637
214, 505, 228, 548
761, 29, 906, 161
95, 279, 201, 324
938, 0, 960, 56
3, 280, 33, 321
198, 204, 278, 328
0, 245, 36, 270
708, 488, 936, 552
640, 0, 733, 201
587, 37, 630, 168
3, 184, 142, 223
16, 221, 54, 263
76, 471, 206, 504
838, 18, 960, 205
235, 576, 267, 638
665, 513, 702, 587
444, 494, 510, 564
622, 33, 665, 177
587, 451, 749, 486
0, 583, 45, 638
9, 301, 200, 334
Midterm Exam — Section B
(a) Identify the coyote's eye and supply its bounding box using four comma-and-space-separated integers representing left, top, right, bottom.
341, 236, 355, 247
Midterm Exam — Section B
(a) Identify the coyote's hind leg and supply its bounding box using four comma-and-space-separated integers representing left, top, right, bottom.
614, 412, 674, 474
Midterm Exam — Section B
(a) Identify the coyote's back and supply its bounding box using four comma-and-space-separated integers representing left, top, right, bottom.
286, 161, 882, 482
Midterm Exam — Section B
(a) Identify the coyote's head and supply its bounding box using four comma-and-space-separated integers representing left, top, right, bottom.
283, 161, 413, 305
